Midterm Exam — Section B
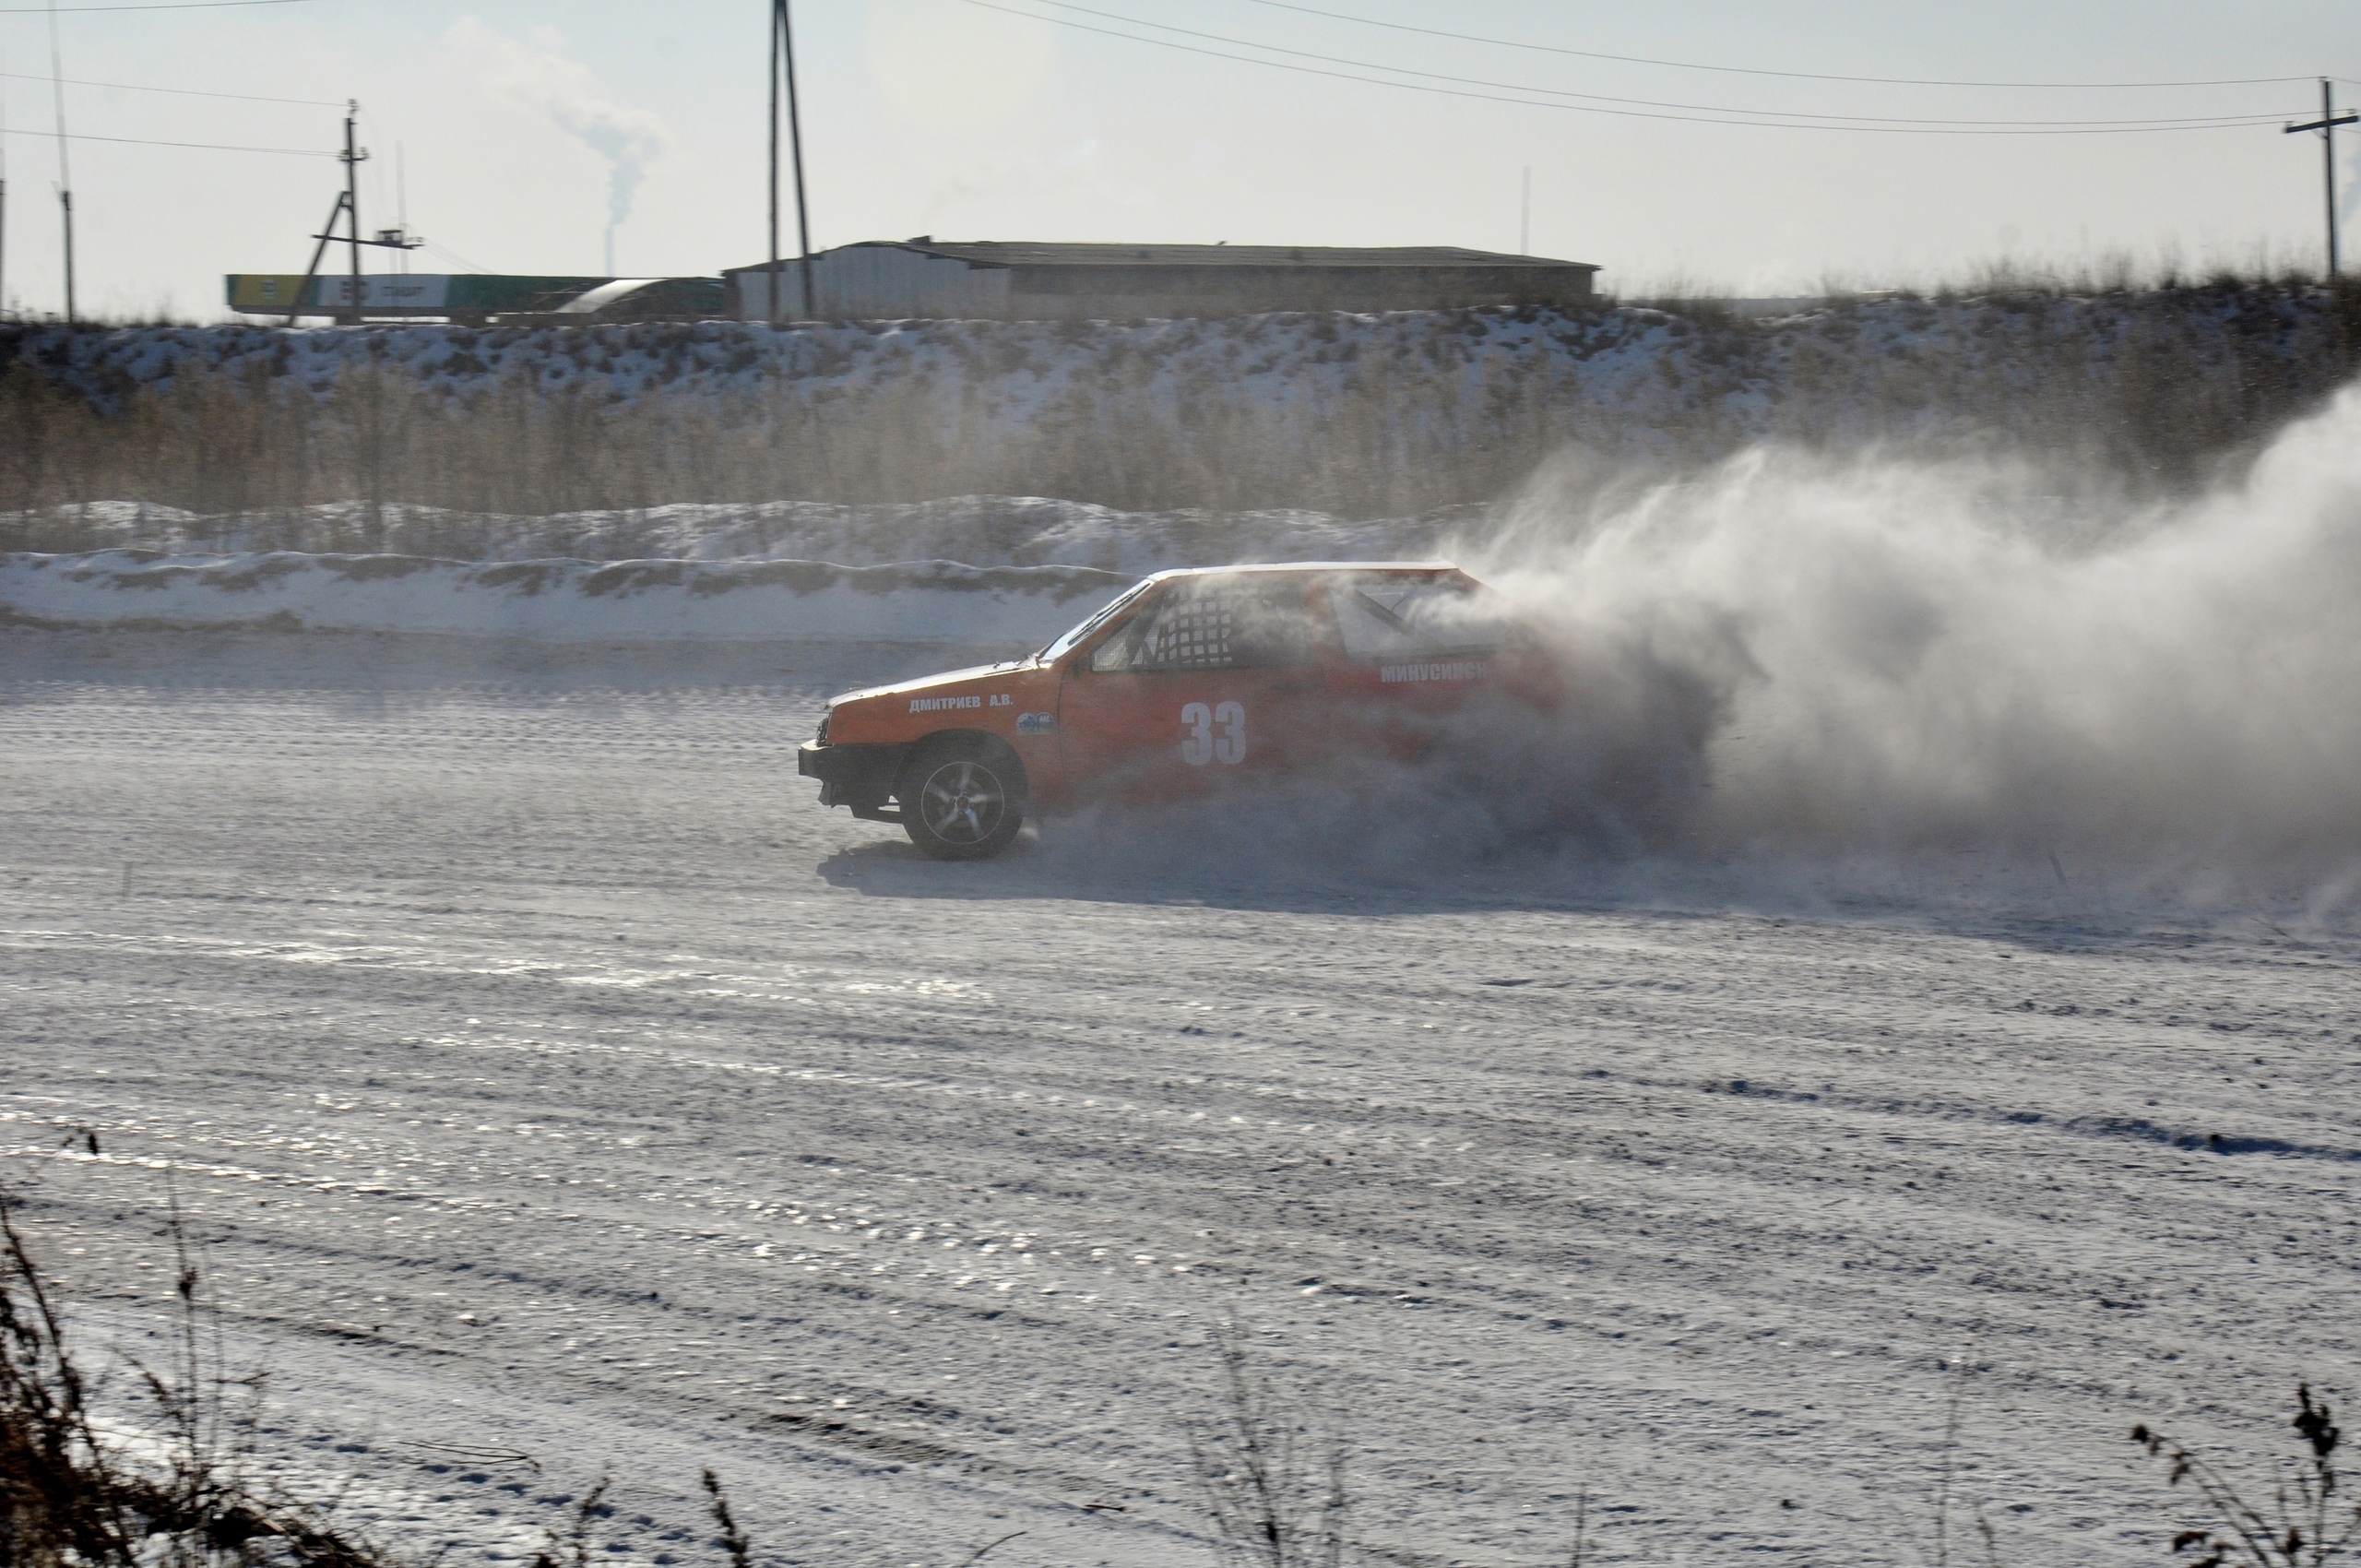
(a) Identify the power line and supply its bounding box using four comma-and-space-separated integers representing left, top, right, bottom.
959, 0, 2295, 134
422, 238, 492, 273
1232, 0, 2315, 91
1013, 0, 2288, 128
0, 67, 341, 105
0, 0, 314, 12
0, 123, 327, 153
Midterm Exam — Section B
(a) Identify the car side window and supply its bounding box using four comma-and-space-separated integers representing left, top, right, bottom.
1090, 580, 1325, 672
1333, 576, 1506, 659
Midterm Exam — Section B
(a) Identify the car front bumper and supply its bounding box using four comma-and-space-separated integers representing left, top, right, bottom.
799, 741, 907, 818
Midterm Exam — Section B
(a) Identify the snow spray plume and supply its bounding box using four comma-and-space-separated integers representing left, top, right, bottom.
460, 22, 668, 277
1459, 385, 2361, 905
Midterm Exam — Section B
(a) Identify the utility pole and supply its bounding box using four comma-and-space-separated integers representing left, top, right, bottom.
771, 0, 814, 321
291, 110, 415, 327
340, 101, 368, 323
47, 0, 73, 322
766, 3, 779, 323
782, 0, 815, 320
2, 50, 10, 319
288, 191, 347, 326
1519, 165, 1530, 255
2285, 77, 2361, 275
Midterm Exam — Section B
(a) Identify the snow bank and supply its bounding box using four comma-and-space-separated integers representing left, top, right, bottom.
5, 495, 1450, 576
0, 550, 1132, 643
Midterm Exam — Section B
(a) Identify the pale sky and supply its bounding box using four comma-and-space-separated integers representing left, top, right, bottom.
0, 0, 2355, 320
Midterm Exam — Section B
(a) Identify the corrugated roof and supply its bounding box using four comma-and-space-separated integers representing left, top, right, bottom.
725, 241, 1596, 274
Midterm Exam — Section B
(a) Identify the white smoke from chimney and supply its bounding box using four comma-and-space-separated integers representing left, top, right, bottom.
452, 21, 669, 277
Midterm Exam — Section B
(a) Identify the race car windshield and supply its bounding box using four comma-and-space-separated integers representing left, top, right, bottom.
1334, 576, 1510, 660
1037, 578, 1158, 663
1088, 578, 1322, 673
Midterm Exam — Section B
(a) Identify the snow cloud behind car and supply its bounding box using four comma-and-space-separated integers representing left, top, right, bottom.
1453, 384, 2361, 909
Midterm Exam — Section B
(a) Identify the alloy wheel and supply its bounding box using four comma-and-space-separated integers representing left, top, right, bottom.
919, 759, 1005, 845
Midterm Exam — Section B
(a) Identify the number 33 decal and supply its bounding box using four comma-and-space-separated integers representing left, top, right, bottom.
1180, 700, 1247, 766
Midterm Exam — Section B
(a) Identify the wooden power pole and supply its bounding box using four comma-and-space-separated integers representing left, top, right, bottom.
288, 106, 414, 327
340, 101, 367, 322
1, 50, 10, 318
768, 0, 814, 322
2286, 79, 2358, 277
766, 4, 779, 322
47, 0, 72, 322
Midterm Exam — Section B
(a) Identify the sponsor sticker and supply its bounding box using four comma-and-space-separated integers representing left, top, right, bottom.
1380, 660, 1488, 683
1016, 712, 1056, 733
908, 692, 1017, 713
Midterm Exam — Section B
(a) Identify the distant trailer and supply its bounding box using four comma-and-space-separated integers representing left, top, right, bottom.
724, 240, 1601, 323
225, 274, 728, 326
488, 277, 732, 326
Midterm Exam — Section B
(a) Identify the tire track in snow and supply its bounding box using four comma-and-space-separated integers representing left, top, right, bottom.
6, 636, 2360, 1566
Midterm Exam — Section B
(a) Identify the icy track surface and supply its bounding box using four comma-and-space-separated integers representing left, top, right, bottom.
4, 631, 2357, 1568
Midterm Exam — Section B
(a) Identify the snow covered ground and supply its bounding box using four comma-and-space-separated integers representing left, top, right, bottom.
0, 498, 1450, 640
0, 498, 1449, 575
5, 630, 2356, 1567
0, 549, 1130, 643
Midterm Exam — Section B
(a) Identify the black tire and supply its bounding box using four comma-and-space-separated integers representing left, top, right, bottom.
899, 735, 1026, 861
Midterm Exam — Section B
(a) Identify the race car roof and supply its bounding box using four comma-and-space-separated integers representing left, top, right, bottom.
1145, 561, 1459, 578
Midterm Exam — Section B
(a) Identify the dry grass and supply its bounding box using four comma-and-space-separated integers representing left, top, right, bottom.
1, 1176, 396, 1568
2132, 1388, 2361, 1566
1189, 1324, 1349, 1568
0, 350, 1555, 535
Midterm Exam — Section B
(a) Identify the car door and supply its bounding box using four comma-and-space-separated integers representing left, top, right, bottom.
1057, 575, 1335, 802
1323, 572, 1508, 760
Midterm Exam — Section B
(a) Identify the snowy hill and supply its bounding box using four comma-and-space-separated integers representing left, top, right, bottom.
2, 285, 2352, 529
9, 290, 2347, 438
4, 287, 2355, 637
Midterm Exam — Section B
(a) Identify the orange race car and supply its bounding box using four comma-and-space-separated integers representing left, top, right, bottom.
797, 562, 1556, 859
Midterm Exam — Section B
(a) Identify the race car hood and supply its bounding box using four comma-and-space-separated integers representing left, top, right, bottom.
825, 659, 1032, 709
822, 658, 1062, 747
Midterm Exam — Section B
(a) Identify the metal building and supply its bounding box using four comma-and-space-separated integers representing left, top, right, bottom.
725, 241, 1599, 322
